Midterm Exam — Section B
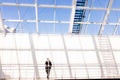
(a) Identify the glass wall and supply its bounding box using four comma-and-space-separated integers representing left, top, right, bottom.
0, 33, 120, 79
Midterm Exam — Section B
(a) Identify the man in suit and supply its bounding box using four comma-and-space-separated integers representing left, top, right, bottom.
45, 58, 52, 79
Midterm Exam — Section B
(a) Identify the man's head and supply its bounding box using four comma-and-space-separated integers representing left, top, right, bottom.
47, 58, 49, 61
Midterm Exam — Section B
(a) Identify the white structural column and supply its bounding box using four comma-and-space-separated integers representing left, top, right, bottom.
113, 18, 120, 35
0, 9, 5, 34
69, 0, 76, 34
29, 34, 40, 79
84, 0, 93, 34
79, 0, 88, 34
16, 0, 23, 32
35, 0, 39, 33
98, 0, 113, 35
53, 0, 56, 33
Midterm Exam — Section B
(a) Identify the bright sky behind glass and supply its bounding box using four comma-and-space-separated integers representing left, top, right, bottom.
0, 0, 120, 35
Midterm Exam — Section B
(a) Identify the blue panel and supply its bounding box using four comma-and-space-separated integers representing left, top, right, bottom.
72, 0, 86, 34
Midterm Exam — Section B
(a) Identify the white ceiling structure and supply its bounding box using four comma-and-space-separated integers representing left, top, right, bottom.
0, 0, 120, 35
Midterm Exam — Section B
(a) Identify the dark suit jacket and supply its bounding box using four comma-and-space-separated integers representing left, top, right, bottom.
45, 61, 52, 70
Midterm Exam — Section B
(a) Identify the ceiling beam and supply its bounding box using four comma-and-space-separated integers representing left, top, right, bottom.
74, 22, 120, 25
4, 19, 120, 26
98, 0, 113, 35
1, 2, 120, 11
0, 3, 34, 7
4, 19, 70, 23
0, 2, 72, 8
38, 4, 72, 9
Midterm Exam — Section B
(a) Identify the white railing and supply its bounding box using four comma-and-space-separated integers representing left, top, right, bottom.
0, 64, 119, 79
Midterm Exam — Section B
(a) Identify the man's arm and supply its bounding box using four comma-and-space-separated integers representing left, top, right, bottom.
50, 61, 52, 66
